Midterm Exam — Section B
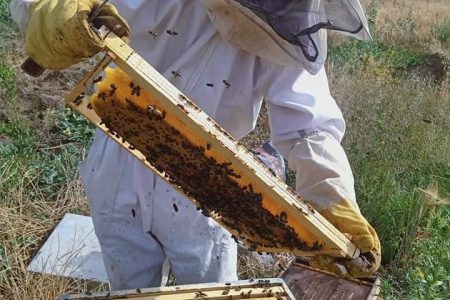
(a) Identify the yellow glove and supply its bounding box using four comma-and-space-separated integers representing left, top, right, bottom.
285, 133, 381, 278
25, 0, 130, 70
310, 198, 381, 278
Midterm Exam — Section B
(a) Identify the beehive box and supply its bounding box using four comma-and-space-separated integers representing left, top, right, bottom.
58, 279, 295, 300
65, 26, 358, 258
280, 258, 381, 300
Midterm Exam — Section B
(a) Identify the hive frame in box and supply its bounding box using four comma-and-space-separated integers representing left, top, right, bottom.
58, 278, 295, 299
65, 26, 359, 258
280, 258, 382, 300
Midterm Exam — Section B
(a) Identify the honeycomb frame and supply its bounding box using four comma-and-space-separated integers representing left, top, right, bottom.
65, 28, 359, 258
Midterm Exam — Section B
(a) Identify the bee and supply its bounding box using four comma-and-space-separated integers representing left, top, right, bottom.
206, 83, 214, 87
147, 105, 165, 119
128, 145, 136, 150
177, 104, 187, 112
279, 211, 287, 223
131, 209, 136, 218
171, 70, 181, 78
98, 92, 107, 101
195, 291, 207, 298
87, 103, 93, 110
109, 84, 117, 97
93, 75, 103, 83
72, 92, 84, 106
166, 29, 179, 36
222, 80, 231, 88
132, 86, 141, 96
148, 30, 158, 39
268, 169, 277, 177
129, 82, 141, 96
206, 143, 211, 150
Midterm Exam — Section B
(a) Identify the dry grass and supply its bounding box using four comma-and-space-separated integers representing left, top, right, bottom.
369, 0, 450, 52
0, 165, 91, 299
237, 249, 294, 280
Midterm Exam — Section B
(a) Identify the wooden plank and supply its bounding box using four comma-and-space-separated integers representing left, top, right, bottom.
66, 28, 358, 258
365, 278, 381, 300
59, 279, 295, 299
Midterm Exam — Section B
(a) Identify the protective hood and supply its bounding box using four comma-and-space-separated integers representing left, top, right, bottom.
202, 0, 371, 74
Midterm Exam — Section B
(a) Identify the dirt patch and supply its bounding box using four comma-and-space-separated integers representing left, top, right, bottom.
17, 64, 90, 119
1, 34, 91, 135
396, 52, 450, 84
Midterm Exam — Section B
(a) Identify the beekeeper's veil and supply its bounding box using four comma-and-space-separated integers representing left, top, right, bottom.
202, 0, 371, 74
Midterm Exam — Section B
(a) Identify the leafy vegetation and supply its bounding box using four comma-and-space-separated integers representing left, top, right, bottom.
0, 0, 12, 25
437, 21, 450, 44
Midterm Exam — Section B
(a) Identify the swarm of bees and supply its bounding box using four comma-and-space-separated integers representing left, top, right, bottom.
89, 68, 322, 253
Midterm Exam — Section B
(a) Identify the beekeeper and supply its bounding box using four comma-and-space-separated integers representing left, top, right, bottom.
11, 0, 381, 290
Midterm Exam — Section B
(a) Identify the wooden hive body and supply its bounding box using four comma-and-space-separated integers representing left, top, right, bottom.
59, 279, 295, 300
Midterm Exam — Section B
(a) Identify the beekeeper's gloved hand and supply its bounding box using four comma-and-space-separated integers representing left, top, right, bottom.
286, 132, 381, 278
309, 199, 381, 278
25, 0, 130, 70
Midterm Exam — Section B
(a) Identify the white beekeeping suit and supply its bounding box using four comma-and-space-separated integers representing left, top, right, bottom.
11, 0, 380, 290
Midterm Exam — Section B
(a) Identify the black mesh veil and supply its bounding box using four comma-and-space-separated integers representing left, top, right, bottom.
233, 0, 370, 62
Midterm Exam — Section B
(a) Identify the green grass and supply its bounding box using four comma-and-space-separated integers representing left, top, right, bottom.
0, 0, 12, 25
338, 73, 450, 262
0, 62, 94, 200
328, 1, 425, 71
0, 112, 93, 199
404, 208, 450, 299
329, 39, 425, 70
0, 0, 17, 41
328, 7, 450, 297
0, 64, 17, 100
437, 21, 450, 44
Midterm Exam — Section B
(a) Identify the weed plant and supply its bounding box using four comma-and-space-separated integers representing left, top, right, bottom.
437, 21, 450, 44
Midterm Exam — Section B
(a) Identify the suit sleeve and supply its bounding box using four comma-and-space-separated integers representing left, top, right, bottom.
265, 66, 359, 211
10, 0, 35, 31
